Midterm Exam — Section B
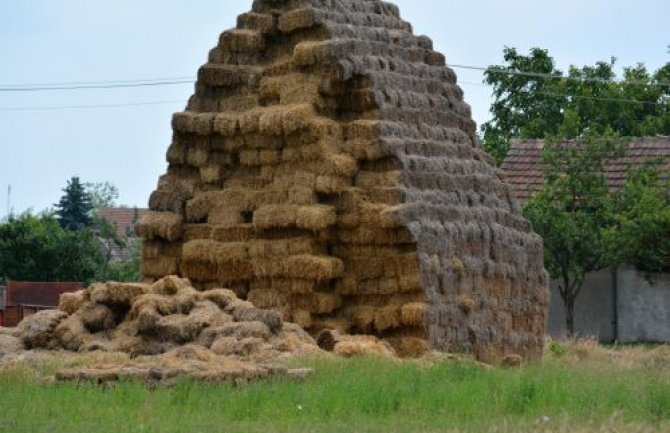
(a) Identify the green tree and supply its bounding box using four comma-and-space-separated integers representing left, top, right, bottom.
523, 133, 670, 335
0, 213, 103, 283
523, 132, 622, 334
481, 47, 565, 162
85, 181, 119, 211
482, 47, 670, 163
604, 164, 670, 273
83, 181, 133, 281
93, 214, 127, 282
105, 239, 142, 282
55, 176, 93, 230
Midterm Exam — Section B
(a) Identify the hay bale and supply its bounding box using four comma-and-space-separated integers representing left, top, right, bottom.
291, 310, 312, 329
211, 336, 266, 356
151, 275, 192, 296
135, 211, 183, 242
292, 292, 342, 315
310, 317, 351, 334
153, 300, 224, 344
201, 288, 238, 309
400, 302, 427, 327
213, 225, 254, 242
458, 294, 477, 314
228, 301, 282, 334
248, 239, 290, 258
0, 327, 19, 337
154, 314, 202, 344
387, 337, 429, 358
333, 335, 396, 358
197, 321, 272, 347
164, 344, 214, 362
374, 306, 401, 332
219, 29, 265, 53
18, 309, 68, 349
277, 9, 316, 33
135, 306, 162, 336
269, 322, 321, 355
284, 255, 344, 280
59, 290, 87, 315
0, 334, 23, 357
247, 289, 288, 309
501, 354, 523, 367
80, 303, 117, 333
90, 282, 150, 307
130, 294, 181, 319
348, 306, 376, 331
55, 315, 90, 352
142, 257, 180, 278
252, 205, 297, 230
295, 205, 336, 231
316, 329, 341, 352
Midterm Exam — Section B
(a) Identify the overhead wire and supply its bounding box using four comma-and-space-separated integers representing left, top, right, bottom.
0, 99, 185, 112
0, 61, 667, 111
1, 61, 668, 91
0, 79, 195, 92
448, 63, 670, 88
0, 76, 194, 88
458, 81, 668, 107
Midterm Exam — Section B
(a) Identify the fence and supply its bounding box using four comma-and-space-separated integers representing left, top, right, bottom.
0, 286, 5, 327
1, 281, 83, 327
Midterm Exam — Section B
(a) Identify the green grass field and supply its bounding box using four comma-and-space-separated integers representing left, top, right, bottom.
1, 343, 669, 433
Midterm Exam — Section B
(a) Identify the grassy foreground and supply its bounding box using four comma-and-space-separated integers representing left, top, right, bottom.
1, 343, 670, 433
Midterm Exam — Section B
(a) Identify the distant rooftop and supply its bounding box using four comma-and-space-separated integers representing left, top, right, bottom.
98, 207, 148, 238
500, 136, 670, 203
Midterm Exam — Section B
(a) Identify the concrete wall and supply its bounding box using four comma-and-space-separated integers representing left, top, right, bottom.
617, 269, 670, 343
547, 267, 670, 342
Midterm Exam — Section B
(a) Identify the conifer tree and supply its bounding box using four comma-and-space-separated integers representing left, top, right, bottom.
55, 176, 93, 230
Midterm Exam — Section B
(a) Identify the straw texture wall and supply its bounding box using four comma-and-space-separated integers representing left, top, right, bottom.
139, 0, 548, 361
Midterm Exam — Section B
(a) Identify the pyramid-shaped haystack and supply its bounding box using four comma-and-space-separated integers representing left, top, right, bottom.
138, 0, 548, 361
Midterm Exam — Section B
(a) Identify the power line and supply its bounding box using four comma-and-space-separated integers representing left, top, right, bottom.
533, 91, 668, 106
0, 61, 667, 110
458, 81, 669, 106
2, 60, 669, 92
0, 79, 195, 92
0, 99, 185, 112
0, 76, 194, 88
449, 64, 670, 88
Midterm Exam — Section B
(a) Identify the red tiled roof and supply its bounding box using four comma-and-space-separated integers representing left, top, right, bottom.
98, 207, 149, 237
500, 136, 670, 202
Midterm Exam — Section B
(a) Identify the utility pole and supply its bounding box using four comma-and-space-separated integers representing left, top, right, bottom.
6, 184, 11, 219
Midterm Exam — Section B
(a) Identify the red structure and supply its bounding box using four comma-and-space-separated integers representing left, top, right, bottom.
0, 285, 5, 327
1, 282, 83, 327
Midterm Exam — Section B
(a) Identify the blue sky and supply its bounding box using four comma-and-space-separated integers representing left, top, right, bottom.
0, 0, 668, 215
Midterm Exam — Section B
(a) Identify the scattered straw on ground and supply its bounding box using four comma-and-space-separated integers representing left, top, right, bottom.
0, 276, 408, 385
0, 276, 325, 384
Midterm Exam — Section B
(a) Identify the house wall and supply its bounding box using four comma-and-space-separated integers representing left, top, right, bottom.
0, 286, 5, 326
548, 269, 615, 341
617, 269, 670, 343
547, 267, 670, 342
2, 281, 83, 327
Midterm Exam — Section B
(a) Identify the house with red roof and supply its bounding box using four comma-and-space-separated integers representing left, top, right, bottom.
501, 136, 670, 202
500, 136, 670, 343
97, 207, 148, 262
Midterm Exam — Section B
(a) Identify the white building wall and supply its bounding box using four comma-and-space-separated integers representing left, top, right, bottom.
547, 267, 670, 342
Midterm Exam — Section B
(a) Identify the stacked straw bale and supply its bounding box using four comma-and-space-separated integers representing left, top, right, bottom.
139, 0, 548, 361
10, 276, 319, 365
